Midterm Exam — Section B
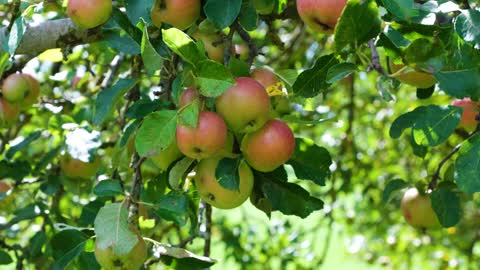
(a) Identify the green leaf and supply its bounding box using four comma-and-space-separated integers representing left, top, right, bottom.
238, 1, 258, 31
430, 188, 461, 228
292, 54, 339, 98
382, 26, 411, 48
29, 231, 47, 258
287, 138, 331, 186
382, 179, 408, 203
5, 130, 42, 160
110, 7, 142, 43
254, 172, 324, 218
169, 157, 195, 190
10, 203, 43, 224
155, 191, 190, 226
326, 63, 356, 84
178, 99, 200, 128
0, 160, 31, 181
0, 250, 12, 265
93, 180, 124, 197
162, 28, 206, 66
454, 9, 480, 48
196, 60, 235, 97
334, 0, 381, 51
125, 0, 154, 25
390, 105, 462, 146
204, 0, 242, 29
51, 230, 89, 270
215, 158, 241, 191
381, 0, 419, 21
79, 200, 106, 227
5, 17, 27, 55
416, 86, 435, 100
157, 243, 216, 269
94, 203, 139, 255
454, 134, 480, 193
140, 19, 164, 75
93, 79, 137, 126
434, 68, 480, 100
404, 38, 445, 71
104, 30, 141, 54
135, 110, 178, 157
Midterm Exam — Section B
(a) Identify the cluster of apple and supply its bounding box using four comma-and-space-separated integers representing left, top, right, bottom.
0, 73, 40, 128
175, 70, 295, 209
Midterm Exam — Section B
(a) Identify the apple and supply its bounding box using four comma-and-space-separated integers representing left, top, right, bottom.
234, 44, 249, 60
179, 87, 199, 107
60, 155, 101, 179
216, 77, 271, 133
255, 0, 276, 14
452, 98, 479, 131
296, 0, 348, 32
241, 119, 295, 172
67, 0, 112, 29
401, 188, 441, 229
272, 96, 291, 116
21, 74, 40, 109
95, 231, 147, 270
151, 0, 201, 30
0, 98, 20, 127
195, 158, 254, 209
192, 31, 226, 63
1, 73, 30, 103
176, 111, 227, 159
389, 63, 437, 89
0, 181, 12, 193
212, 131, 236, 158
251, 67, 279, 90
150, 141, 183, 171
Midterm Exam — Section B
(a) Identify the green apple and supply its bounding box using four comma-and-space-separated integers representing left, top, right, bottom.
192, 30, 226, 63
296, 0, 347, 32
216, 77, 271, 133
21, 74, 40, 109
67, 0, 112, 29
241, 119, 295, 172
1, 73, 30, 103
195, 158, 254, 209
150, 141, 183, 171
151, 0, 201, 30
176, 111, 227, 159
60, 155, 101, 179
95, 231, 147, 270
401, 188, 441, 229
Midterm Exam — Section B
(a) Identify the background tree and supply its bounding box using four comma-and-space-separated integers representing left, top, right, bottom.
1, 0, 480, 269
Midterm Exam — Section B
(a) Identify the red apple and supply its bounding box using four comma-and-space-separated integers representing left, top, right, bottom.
176, 111, 227, 159
216, 77, 271, 133
452, 98, 479, 131
401, 188, 441, 229
195, 158, 254, 209
151, 0, 201, 30
179, 87, 199, 107
241, 119, 295, 172
296, 0, 347, 32
21, 74, 40, 109
0, 98, 20, 128
67, 0, 112, 29
1, 73, 30, 103
192, 31, 226, 63
251, 67, 279, 90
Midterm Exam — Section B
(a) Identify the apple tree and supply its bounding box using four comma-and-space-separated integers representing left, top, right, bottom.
0, 0, 480, 269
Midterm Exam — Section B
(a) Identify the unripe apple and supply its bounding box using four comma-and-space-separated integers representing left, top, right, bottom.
176, 111, 227, 159
241, 119, 295, 172
150, 141, 183, 172
179, 87, 199, 107
21, 74, 40, 109
192, 31, 226, 63
296, 0, 348, 32
452, 98, 479, 131
95, 231, 147, 270
151, 0, 201, 30
251, 67, 279, 90
216, 77, 271, 133
60, 155, 101, 179
401, 188, 441, 229
67, 0, 112, 29
389, 63, 437, 89
0, 98, 20, 128
0, 181, 12, 193
195, 158, 254, 209
2, 73, 30, 103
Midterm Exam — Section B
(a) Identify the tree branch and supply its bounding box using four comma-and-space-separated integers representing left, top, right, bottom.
0, 19, 102, 56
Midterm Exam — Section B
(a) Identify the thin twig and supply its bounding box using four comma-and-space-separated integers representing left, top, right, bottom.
235, 23, 258, 67
368, 39, 387, 76
203, 203, 212, 257
6, 0, 21, 33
